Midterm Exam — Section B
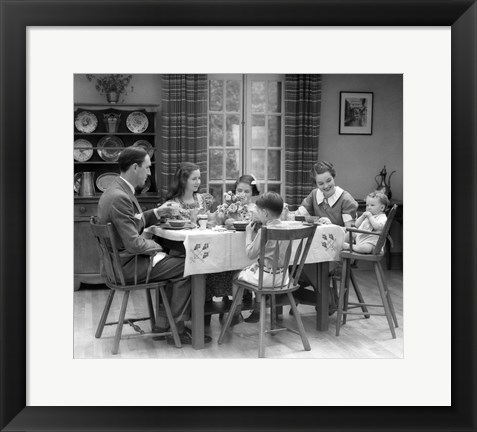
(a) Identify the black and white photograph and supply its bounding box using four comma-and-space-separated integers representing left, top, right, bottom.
73, 73, 403, 359
339, 91, 374, 134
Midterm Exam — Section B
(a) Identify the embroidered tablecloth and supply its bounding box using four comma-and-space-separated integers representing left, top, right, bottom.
146, 224, 344, 277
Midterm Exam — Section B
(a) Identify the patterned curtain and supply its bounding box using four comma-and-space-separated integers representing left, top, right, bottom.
160, 74, 208, 200
284, 74, 322, 209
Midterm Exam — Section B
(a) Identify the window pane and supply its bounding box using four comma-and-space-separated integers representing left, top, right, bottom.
268, 116, 281, 147
252, 115, 266, 147
226, 114, 240, 147
225, 149, 239, 180
268, 150, 281, 180
267, 183, 281, 194
226, 80, 241, 112
209, 80, 223, 111
268, 81, 282, 113
209, 114, 224, 146
225, 183, 236, 195
209, 149, 223, 180
208, 184, 223, 210
251, 149, 265, 180
251, 81, 266, 112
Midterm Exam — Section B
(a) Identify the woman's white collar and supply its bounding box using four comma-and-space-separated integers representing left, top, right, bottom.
315, 186, 344, 207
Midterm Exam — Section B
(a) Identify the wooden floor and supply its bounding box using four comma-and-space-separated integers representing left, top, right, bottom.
74, 267, 403, 359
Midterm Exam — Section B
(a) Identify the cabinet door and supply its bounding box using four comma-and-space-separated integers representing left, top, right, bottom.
74, 218, 100, 274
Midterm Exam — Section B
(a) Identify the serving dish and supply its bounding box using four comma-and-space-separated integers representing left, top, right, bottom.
161, 222, 194, 230
126, 111, 149, 133
75, 111, 98, 133
233, 221, 249, 231
132, 140, 154, 158
73, 139, 94, 162
96, 172, 119, 192
97, 135, 124, 162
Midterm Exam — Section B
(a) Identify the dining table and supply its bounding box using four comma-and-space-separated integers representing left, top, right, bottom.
145, 222, 344, 349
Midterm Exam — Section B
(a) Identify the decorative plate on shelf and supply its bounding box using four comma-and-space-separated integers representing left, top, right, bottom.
73, 139, 94, 162
75, 111, 98, 133
126, 111, 149, 133
96, 172, 119, 192
97, 135, 124, 162
137, 177, 151, 194
132, 140, 154, 158
74, 172, 82, 194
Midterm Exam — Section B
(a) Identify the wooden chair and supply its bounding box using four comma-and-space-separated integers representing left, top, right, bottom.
90, 216, 182, 354
218, 224, 317, 358
336, 205, 399, 338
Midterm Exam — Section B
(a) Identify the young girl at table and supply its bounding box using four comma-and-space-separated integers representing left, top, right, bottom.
343, 191, 389, 253
228, 191, 288, 324
233, 174, 260, 215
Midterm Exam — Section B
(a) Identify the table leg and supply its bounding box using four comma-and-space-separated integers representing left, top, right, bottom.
191, 274, 205, 350
316, 262, 330, 332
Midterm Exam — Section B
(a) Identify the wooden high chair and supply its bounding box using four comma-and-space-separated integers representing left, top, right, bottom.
90, 216, 182, 354
336, 204, 399, 338
218, 224, 317, 358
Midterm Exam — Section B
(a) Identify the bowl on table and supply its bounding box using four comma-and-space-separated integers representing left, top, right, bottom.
168, 219, 190, 228
233, 220, 250, 231
294, 215, 306, 222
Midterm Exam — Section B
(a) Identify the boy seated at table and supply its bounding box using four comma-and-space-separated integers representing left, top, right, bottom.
227, 191, 289, 325
343, 191, 389, 253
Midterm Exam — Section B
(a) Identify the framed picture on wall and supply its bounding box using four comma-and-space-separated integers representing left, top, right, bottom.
339, 91, 374, 135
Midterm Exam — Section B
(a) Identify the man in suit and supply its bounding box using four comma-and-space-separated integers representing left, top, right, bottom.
98, 146, 211, 345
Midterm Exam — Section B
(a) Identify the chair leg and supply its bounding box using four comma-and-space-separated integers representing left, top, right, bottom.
159, 286, 182, 348
374, 263, 396, 339
218, 286, 244, 344
288, 292, 310, 351
146, 288, 155, 326
112, 290, 130, 355
349, 269, 370, 318
270, 294, 276, 332
343, 262, 351, 325
258, 293, 267, 358
377, 263, 399, 328
336, 259, 349, 336
95, 289, 115, 338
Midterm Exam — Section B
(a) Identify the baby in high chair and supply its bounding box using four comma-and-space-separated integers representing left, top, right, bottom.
343, 191, 389, 254
228, 191, 290, 325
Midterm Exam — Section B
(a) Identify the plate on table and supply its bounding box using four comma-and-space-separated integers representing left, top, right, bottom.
74, 172, 82, 193
96, 172, 119, 192
97, 135, 124, 162
73, 139, 93, 162
126, 111, 149, 133
75, 111, 98, 133
132, 140, 154, 158
161, 222, 195, 230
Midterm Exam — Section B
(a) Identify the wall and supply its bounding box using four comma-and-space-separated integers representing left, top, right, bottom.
74, 74, 161, 105
319, 74, 403, 201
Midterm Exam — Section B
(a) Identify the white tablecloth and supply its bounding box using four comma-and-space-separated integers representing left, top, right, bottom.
146, 223, 345, 277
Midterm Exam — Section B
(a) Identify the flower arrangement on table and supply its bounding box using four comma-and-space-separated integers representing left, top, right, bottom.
215, 191, 251, 223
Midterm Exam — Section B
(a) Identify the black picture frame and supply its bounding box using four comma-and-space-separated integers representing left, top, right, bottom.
1, 1, 475, 431
339, 91, 374, 135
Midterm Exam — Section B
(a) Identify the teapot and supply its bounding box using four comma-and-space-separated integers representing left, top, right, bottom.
374, 166, 396, 200
79, 172, 95, 197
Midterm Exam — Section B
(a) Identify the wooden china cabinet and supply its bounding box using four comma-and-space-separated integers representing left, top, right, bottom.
73, 103, 160, 290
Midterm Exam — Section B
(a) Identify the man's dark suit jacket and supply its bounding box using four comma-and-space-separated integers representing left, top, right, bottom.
98, 176, 161, 281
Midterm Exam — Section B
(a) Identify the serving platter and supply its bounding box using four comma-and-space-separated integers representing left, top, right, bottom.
75, 111, 98, 133
97, 135, 124, 162
126, 111, 149, 133
132, 139, 154, 158
96, 172, 119, 192
73, 139, 94, 162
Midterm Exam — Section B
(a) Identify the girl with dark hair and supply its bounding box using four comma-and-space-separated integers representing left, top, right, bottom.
164, 162, 214, 220
232, 174, 260, 213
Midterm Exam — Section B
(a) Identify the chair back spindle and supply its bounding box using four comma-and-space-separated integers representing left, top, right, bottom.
373, 204, 398, 254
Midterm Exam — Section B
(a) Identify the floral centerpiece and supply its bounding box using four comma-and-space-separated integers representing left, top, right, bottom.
216, 191, 250, 222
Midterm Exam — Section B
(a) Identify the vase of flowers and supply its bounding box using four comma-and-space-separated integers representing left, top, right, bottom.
85, 74, 134, 104
215, 191, 250, 224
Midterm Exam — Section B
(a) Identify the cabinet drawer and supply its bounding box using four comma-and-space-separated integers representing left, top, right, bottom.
74, 203, 97, 217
